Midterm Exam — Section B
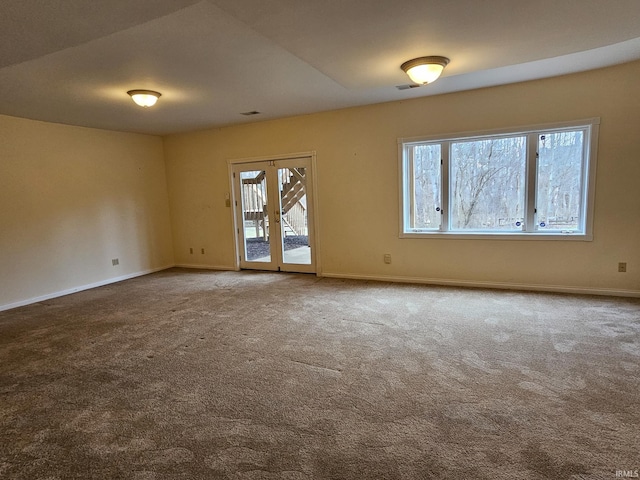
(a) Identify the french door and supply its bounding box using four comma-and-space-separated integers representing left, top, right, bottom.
232, 156, 316, 273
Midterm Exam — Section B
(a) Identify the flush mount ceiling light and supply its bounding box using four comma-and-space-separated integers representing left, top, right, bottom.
401, 56, 450, 85
127, 90, 161, 107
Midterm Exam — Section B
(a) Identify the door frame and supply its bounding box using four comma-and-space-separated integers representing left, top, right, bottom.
228, 151, 321, 274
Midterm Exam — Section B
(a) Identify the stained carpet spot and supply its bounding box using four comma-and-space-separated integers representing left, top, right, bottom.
493, 332, 510, 343
205, 446, 269, 472
621, 361, 639, 372
133, 471, 157, 480
522, 443, 589, 478
620, 341, 640, 356
145, 447, 195, 465
518, 381, 557, 398
554, 340, 578, 353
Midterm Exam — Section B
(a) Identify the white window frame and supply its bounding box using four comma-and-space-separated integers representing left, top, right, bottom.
398, 118, 599, 240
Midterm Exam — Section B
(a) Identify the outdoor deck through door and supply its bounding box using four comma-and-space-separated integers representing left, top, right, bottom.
233, 156, 316, 273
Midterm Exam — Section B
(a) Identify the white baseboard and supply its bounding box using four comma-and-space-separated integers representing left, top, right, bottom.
319, 272, 640, 298
0, 265, 175, 312
4, 267, 636, 312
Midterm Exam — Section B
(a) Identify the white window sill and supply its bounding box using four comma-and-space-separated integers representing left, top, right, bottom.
400, 231, 593, 241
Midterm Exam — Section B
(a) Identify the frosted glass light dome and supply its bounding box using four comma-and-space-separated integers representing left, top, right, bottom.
127, 90, 161, 107
401, 56, 450, 85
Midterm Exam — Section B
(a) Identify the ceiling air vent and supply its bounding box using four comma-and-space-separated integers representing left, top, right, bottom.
396, 84, 421, 90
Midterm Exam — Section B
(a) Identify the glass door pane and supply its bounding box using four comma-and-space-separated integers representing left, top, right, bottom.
277, 166, 311, 266
239, 169, 272, 264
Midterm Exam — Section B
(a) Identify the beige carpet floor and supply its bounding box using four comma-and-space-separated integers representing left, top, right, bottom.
1, 268, 639, 479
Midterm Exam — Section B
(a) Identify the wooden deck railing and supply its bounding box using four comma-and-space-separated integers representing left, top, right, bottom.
241, 168, 307, 238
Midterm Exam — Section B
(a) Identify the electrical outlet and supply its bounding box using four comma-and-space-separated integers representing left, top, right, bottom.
383, 254, 392, 264
112, 258, 119, 266
189, 248, 193, 254
618, 262, 627, 273
201, 248, 205, 254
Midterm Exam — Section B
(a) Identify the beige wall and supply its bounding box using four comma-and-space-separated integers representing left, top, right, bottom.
0, 115, 174, 309
164, 61, 640, 295
2, 61, 637, 308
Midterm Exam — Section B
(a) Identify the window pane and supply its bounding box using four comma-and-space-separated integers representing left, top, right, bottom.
450, 136, 526, 230
536, 131, 584, 231
408, 144, 441, 230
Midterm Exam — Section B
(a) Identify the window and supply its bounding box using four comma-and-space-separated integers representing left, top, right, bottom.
399, 119, 599, 239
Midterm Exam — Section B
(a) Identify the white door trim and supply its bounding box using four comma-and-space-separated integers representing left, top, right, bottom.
228, 152, 320, 274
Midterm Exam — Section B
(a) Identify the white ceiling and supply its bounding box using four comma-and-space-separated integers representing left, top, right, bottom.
1, 0, 640, 135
